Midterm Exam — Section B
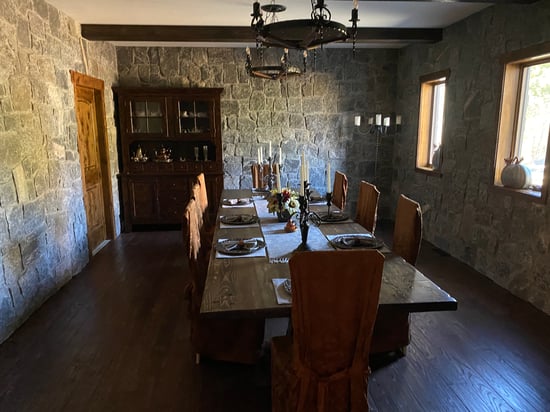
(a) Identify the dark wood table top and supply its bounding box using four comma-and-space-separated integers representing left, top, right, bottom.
201, 189, 457, 318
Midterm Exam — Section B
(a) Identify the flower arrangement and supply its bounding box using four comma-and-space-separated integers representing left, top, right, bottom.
267, 188, 300, 217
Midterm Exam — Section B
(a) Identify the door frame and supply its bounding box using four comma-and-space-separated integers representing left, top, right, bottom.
70, 70, 116, 253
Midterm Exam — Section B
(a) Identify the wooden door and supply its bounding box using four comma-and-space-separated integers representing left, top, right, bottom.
71, 72, 115, 256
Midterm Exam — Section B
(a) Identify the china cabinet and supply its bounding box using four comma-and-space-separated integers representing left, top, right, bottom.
114, 87, 223, 231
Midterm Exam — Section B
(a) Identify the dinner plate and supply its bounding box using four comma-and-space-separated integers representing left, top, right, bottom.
223, 198, 252, 206
319, 211, 350, 222
220, 214, 259, 225
282, 279, 292, 295
330, 234, 384, 249
215, 238, 266, 255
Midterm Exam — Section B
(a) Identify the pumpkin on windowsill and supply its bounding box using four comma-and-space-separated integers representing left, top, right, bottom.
501, 157, 532, 189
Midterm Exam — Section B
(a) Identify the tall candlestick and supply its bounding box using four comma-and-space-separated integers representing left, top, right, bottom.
300, 152, 305, 196
279, 147, 283, 168
260, 146, 263, 163
326, 162, 331, 193
257, 148, 260, 164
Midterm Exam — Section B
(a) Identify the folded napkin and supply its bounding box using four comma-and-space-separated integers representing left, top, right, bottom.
272, 278, 292, 304
215, 237, 267, 259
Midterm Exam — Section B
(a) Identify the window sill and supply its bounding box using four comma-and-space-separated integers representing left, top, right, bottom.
491, 184, 547, 204
415, 167, 442, 177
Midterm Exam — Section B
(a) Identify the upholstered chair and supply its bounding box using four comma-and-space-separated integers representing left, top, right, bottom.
355, 181, 380, 234
271, 250, 385, 412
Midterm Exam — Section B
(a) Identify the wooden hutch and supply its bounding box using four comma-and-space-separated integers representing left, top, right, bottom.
114, 87, 223, 232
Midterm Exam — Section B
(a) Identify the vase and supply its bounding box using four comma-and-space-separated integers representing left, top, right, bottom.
277, 210, 291, 222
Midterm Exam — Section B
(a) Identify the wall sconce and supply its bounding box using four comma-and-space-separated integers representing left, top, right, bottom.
355, 113, 402, 135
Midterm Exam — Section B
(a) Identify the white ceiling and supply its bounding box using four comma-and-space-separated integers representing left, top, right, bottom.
46, 0, 491, 48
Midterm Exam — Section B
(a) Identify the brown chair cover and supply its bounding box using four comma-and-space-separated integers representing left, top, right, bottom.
182, 198, 264, 365
332, 171, 348, 211
369, 195, 422, 355
272, 250, 385, 412
393, 194, 423, 266
196, 173, 208, 214
355, 181, 380, 233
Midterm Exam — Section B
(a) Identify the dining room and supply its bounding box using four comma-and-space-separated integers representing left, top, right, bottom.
1, 0, 550, 410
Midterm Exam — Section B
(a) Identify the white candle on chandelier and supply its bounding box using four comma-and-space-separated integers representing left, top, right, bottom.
276, 165, 281, 190
383, 116, 390, 127
300, 152, 305, 196
269, 141, 272, 159
257, 148, 261, 164
279, 146, 283, 169
353, 0, 359, 9
375, 114, 382, 126
396, 115, 402, 125
246, 47, 251, 56
260, 146, 263, 163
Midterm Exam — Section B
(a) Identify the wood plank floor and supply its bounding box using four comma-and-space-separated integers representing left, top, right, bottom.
0, 228, 549, 411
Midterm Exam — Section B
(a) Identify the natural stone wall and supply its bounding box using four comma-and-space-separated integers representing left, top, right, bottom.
116, 47, 398, 217
0, 0, 120, 343
394, 0, 550, 315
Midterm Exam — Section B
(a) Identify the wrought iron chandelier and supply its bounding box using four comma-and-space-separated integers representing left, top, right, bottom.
245, 47, 307, 80
250, 0, 359, 51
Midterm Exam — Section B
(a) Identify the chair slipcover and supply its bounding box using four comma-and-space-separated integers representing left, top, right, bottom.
370, 194, 422, 355
332, 171, 348, 211
182, 198, 264, 365
272, 250, 384, 412
393, 194, 423, 266
355, 181, 380, 233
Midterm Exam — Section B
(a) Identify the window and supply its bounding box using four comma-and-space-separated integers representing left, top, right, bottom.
416, 69, 450, 173
495, 42, 550, 201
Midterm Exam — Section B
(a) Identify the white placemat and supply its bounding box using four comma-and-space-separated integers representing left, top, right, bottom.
215, 237, 267, 259
272, 278, 292, 304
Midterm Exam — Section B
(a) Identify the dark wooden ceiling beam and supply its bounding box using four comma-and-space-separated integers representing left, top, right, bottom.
81, 24, 442, 44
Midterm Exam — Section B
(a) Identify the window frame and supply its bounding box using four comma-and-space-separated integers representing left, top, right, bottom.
416, 69, 451, 175
494, 42, 550, 203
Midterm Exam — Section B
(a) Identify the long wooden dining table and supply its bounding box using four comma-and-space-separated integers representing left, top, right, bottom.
201, 189, 457, 327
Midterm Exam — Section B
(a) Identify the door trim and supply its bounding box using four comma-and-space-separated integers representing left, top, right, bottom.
70, 70, 116, 253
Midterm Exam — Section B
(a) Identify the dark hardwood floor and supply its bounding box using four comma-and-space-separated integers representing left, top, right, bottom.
0, 228, 549, 412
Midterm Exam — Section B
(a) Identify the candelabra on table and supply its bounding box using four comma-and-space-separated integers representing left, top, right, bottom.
297, 181, 321, 250
325, 191, 333, 218
263, 156, 283, 191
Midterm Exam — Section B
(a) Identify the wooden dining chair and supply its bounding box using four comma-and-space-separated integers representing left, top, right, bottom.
271, 250, 385, 412
182, 198, 264, 365
355, 181, 380, 233
370, 194, 422, 356
393, 194, 423, 266
332, 170, 348, 210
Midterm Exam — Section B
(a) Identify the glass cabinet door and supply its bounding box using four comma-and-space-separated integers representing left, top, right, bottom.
127, 97, 167, 136
176, 98, 214, 138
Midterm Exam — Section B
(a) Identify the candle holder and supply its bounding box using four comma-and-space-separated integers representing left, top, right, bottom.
296, 182, 321, 250
325, 192, 333, 218
263, 156, 277, 191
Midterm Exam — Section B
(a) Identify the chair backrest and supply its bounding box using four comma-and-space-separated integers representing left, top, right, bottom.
355, 180, 380, 233
289, 250, 384, 411
393, 194, 423, 266
196, 173, 208, 214
332, 170, 348, 210
183, 197, 202, 261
